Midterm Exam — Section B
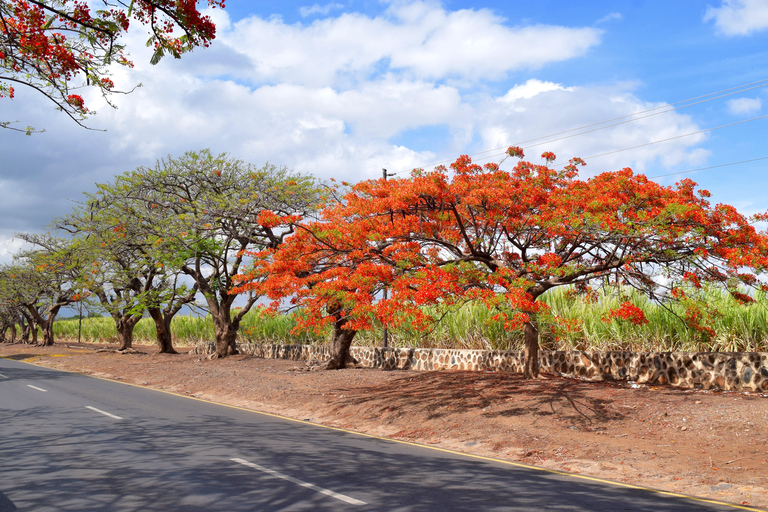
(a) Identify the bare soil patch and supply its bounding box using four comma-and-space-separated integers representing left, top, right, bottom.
2, 341, 767, 509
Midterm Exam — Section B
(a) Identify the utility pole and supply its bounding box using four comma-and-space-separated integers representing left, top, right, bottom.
382, 168, 394, 348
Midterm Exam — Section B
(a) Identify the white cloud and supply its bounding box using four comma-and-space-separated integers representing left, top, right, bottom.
500, 79, 571, 103
704, 0, 768, 36
0, 235, 26, 265
215, 2, 602, 86
299, 3, 344, 17
596, 12, 623, 24
0, 1, 713, 243
726, 97, 762, 115
477, 83, 709, 176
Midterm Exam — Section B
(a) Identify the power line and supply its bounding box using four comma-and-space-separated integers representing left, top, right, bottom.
579, 113, 768, 161
459, 112, 768, 169
388, 77, 768, 176
647, 156, 768, 179
488, 78, 768, 152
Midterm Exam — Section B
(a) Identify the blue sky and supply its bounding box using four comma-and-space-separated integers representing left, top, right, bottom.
1, 0, 768, 262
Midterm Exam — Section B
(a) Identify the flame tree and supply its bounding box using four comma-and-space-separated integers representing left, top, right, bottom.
239, 148, 768, 376
0, 0, 223, 132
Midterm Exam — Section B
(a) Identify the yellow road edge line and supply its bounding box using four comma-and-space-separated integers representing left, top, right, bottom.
2, 354, 765, 512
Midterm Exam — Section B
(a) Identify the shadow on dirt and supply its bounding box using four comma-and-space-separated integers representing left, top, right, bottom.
331, 371, 628, 427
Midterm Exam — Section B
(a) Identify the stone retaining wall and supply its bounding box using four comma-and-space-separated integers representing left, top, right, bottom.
192, 342, 768, 392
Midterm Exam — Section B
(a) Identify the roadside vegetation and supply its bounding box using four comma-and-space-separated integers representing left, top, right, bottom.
53, 285, 768, 353
3, 148, 768, 375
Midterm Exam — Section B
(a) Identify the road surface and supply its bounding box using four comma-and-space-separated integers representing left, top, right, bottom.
0, 357, 760, 511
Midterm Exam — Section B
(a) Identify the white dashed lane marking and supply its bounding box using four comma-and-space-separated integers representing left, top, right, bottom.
85, 406, 123, 420
231, 458, 367, 506
27, 385, 47, 392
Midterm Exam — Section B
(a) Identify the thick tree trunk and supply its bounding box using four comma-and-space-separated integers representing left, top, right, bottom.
522, 320, 540, 379
325, 311, 358, 370
39, 320, 55, 347
115, 316, 138, 352
40, 306, 60, 347
213, 319, 239, 358
148, 307, 177, 354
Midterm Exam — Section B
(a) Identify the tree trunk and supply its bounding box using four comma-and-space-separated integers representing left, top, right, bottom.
325, 310, 358, 370
522, 319, 540, 379
213, 319, 239, 358
39, 319, 55, 347
115, 316, 138, 352
40, 306, 61, 347
148, 307, 177, 354
20, 320, 30, 343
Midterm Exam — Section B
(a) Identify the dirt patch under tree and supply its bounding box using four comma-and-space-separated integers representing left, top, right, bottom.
1, 341, 766, 509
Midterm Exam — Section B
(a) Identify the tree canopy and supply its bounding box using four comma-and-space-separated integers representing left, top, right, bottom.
1, 233, 84, 346
107, 149, 322, 358
0, 0, 223, 132
240, 148, 768, 376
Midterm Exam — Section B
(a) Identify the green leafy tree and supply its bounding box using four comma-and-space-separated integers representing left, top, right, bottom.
3, 233, 84, 345
111, 149, 322, 358
58, 193, 198, 353
0, 268, 25, 342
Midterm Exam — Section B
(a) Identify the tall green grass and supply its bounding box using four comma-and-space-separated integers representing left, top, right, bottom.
53, 286, 768, 351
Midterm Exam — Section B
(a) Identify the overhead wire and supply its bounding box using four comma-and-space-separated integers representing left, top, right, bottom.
647, 156, 768, 180
576, 113, 768, 162
388, 77, 768, 176
447, 112, 768, 168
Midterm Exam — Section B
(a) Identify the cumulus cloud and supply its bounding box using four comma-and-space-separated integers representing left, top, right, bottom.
499, 79, 571, 103
475, 83, 710, 177
704, 0, 768, 36
0, 1, 711, 239
0, 233, 29, 265
215, 1, 602, 86
726, 97, 762, 115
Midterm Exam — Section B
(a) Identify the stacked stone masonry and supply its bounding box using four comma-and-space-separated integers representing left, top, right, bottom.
192, 342, 768, 392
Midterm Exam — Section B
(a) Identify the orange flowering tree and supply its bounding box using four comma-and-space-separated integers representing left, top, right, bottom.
240, 148, 768, 377
0, 0, 223, 132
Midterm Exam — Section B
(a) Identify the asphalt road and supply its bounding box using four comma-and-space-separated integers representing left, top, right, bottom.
0, 357, 759, 512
